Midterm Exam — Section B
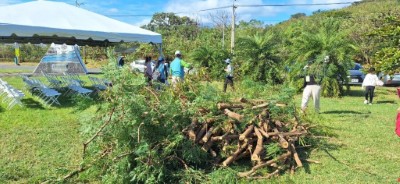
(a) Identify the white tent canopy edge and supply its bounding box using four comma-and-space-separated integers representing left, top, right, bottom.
0, 1, 162, 44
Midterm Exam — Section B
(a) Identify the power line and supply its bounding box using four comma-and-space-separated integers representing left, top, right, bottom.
105, 1, 360, 17
238, 1, 360, 7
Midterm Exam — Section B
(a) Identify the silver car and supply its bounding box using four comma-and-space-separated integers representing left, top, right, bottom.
130, 59, 146, 73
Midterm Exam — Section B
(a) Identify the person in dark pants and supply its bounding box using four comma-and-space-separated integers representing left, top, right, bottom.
223, 58, 234, 92
144, 56, 154, 86
117, 56, 125, 67
362, 67, 380, 105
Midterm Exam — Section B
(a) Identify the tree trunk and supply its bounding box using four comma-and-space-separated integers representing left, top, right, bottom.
239, 125, 254, 141
273, 128, 289, 149
217, 103, 244, 110
251, 127, 264, 163
224, 109, 244, 121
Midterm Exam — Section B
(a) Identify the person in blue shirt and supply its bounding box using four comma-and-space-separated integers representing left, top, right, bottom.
155, 57, 168, 84
170, 50, 192, 86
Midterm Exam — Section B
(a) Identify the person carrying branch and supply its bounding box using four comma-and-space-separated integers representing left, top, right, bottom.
301, 61, 322, 113
223, 58, 234, 92
170, 50, 192, 87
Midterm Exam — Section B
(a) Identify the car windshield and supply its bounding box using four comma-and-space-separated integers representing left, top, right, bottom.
352, 63, 362, 70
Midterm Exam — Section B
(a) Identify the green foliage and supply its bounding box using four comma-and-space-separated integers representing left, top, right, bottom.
235, 32, 283, 84
190, 46, 230, 79
78, 49, 306, 183
208, 168, 239, 184
285, 17, 354, 97
370, 12, 400, 74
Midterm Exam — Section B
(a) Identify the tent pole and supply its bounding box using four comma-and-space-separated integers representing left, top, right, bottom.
157, 43, 163, 57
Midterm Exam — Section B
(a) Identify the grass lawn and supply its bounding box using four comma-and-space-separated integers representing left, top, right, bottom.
0, 75, 399, 183
0, 76, 96, 183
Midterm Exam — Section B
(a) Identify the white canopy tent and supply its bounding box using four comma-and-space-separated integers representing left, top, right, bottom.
0, 1, 162, 45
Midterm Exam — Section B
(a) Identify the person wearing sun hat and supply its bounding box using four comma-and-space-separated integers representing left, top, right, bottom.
223, 58, 234, 92
170, 50, 192, 86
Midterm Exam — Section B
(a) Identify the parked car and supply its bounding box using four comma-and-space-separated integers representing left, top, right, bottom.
130, 59, 146, 73
347, 63, 364, 85
380, 73, 400, 86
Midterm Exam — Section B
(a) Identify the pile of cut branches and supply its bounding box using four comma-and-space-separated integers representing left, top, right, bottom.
183, 97, 309, 179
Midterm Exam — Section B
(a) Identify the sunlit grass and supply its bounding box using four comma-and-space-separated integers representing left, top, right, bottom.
1, 75, 399, 183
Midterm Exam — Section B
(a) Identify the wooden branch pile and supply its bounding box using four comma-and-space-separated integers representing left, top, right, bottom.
182, 98, 309, 179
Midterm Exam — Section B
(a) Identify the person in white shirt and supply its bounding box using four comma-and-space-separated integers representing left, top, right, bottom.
362, 67, 380, 105
223, 59, 234, 92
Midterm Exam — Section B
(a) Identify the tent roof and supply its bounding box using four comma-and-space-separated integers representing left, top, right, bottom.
0, 1, 161, 46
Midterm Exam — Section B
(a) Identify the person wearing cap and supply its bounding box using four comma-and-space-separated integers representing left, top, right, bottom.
223, 58, 234, 92
170, 50, 192, 86
156, 56, 168, 84
301, 62, 322, 113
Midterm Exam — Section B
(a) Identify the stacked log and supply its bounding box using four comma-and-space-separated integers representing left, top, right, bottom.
182, 98, 309, 179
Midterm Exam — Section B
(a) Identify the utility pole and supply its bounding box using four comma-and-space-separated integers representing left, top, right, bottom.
222, 14, 226, 48
231, 0, 237, 54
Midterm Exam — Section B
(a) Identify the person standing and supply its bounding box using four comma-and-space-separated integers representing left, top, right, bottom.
301, 63, 321, 113
170, 50, 191, 86
117, 55, 125, 67
144, 56, 154, 85
362, 67, 380, 105
223, 58, 234, 92
156, 57, 168, 84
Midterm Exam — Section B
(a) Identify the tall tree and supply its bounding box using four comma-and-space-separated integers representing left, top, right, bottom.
288, 17, 354, 97
370, 12, 400, 74
235, 32, 282, 84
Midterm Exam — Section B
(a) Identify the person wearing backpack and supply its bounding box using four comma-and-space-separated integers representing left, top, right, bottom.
153, 57, 168, 84
170, 50, 192, 86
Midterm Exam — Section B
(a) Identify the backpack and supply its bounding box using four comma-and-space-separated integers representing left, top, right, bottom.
152, 67, 161, 81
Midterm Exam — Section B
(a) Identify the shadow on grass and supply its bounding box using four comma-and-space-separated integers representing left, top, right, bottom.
322, 110, 370, 114
0, 105, 4, 113
345, 89, 364, 97
375, 100, 396, 104
297, 114, 342, 175
322, 149, 384, 179
21, 98, 45, 109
